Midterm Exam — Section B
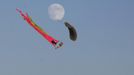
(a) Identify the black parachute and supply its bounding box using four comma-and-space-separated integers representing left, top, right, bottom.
64, 21, 77, 41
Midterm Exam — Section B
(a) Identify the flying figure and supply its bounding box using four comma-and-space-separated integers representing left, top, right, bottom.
16, 8, 63, 49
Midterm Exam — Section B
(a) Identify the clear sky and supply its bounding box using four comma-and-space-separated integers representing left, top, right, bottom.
0, 0, 134, 75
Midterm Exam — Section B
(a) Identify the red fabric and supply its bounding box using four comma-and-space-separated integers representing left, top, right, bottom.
16, 8, 59, 47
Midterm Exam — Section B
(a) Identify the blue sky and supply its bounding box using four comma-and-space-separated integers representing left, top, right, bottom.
0, 0, 134, 75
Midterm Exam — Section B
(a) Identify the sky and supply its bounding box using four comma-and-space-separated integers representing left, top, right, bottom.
0, 0, 134, 75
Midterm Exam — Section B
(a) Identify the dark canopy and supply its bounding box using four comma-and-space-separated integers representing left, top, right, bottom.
64, 21, 77, 41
